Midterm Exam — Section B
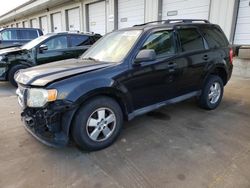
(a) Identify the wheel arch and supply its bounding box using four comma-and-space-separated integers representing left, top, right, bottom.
204, 65, 228, 86
62, 87, 132, 137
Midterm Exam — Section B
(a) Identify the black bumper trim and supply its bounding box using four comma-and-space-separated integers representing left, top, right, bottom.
22, 117, 69, 148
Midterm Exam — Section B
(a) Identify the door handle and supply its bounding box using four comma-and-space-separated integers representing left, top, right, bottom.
168, 62, 177, 73
203, 55, 209, 61
168, 62, 177, 68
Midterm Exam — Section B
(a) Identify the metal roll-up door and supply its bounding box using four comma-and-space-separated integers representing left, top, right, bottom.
162, 0, 210, 20
40, 16, 49, 34
234, 0, 250, 45
31, 19, 38, 28
17, 22, 22, 28
23, 21, 28, 28
118, 0, 145, 29
51, 12, 62, 33
88, 1, 106, 35
67, 7, 80, 31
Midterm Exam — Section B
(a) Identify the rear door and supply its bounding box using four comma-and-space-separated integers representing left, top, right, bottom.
67, 34, 93, 58
175, 26, 209, 95
36, 35, 69, 64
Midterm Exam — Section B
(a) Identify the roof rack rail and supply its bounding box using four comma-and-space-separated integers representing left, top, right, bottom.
133, 19, 210, 27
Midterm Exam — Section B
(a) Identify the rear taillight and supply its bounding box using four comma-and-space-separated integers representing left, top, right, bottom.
229, 48, 233, 64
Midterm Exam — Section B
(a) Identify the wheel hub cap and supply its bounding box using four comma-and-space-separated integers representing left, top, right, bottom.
208, 82, 221, 104
86, 108, 116, 142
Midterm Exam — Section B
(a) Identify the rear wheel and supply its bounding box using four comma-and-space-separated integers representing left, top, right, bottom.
72, 96, 123, 151
8, 65, 28, 87
199, 75, 224, 110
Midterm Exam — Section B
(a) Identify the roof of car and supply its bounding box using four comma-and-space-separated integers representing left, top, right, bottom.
45, 31, 100, 36
120, 19, 216, 32
0, 27, 42, 31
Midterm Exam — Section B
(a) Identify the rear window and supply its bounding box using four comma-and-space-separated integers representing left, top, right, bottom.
200, 27, 229, 48
178, 28, 205, 52
0, 30, 17, 40
18, 30, 38, 40
70, 35, 92, 46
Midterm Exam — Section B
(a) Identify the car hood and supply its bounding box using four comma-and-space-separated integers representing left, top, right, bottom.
0, 47, 24, 55
15, 58, 113, 86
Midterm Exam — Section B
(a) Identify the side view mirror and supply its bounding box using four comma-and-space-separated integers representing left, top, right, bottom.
134, 49, 156, 63
39, 44, 48, 53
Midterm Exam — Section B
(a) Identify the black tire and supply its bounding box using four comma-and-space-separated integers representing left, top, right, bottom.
8, 65, 28, 87
199, 75, 224, 110
72, 96, 123, 151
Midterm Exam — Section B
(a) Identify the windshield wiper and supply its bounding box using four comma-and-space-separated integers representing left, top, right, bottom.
82, 57, 99, 61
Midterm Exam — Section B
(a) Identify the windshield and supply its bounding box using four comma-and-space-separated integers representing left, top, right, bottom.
82, 30, 142, 63
21, 35, 51, 50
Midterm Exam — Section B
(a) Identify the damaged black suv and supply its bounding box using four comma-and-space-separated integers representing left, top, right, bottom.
15, 19, 233, 151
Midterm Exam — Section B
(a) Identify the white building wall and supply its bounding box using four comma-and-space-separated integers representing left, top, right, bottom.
0, 0, 244, 44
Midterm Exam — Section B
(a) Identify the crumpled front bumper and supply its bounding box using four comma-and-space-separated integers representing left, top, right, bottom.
21, 107, 69, 147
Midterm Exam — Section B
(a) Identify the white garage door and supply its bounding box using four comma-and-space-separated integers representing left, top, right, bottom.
40, 16, 49, 34
23, 21, 28, 28
17, 22, 22, 28
51, 12, 62, 33
67, 7, 80, 31
234, 0, 250, 45
88, 1, 106, 35
118, 0, 145, 29
30, 19, 38, 28
162, 0, 210, 20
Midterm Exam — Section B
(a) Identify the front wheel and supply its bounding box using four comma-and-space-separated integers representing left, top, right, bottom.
72, 96, 123, 151
8, 65, 28, 87
198, 75, 224, 110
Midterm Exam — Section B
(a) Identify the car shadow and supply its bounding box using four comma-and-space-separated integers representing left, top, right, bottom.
0, 82, 16, 97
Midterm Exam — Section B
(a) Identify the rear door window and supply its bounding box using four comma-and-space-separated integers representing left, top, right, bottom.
178, 28, 205, 52
0, 30, 18, 40
18, 30, 38, 40
141, 30, 175, 57
200, 27, 229, 48
69, 35, 92, 47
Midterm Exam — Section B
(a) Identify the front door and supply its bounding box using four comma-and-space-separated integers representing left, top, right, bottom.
124, 29, 180, 110
36, 35, 69, 65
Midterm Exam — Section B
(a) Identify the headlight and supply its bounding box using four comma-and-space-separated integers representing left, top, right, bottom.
27, 88, 57, 107
0, 56, 4, 61
0, 67, 6, 76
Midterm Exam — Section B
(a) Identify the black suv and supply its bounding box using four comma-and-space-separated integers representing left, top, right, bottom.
0, 28, 43, 49
0, 32, 101, 86
15, 19, 233, 151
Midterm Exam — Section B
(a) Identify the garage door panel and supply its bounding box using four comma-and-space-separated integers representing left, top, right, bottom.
236, 17, 250, 24
239, 0, 250, 7
234, 0, 250, 45
162, 0, 210, 20
237, 8, 250, 17
88, 1, 106, 35
23, 21, 28, 28
40, 16, 48, 34
67, 8, 80, 31
118, 0, 145, 29
52, 13, 62, 33
235, 24, 250, 34
31, 19, 38, 28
